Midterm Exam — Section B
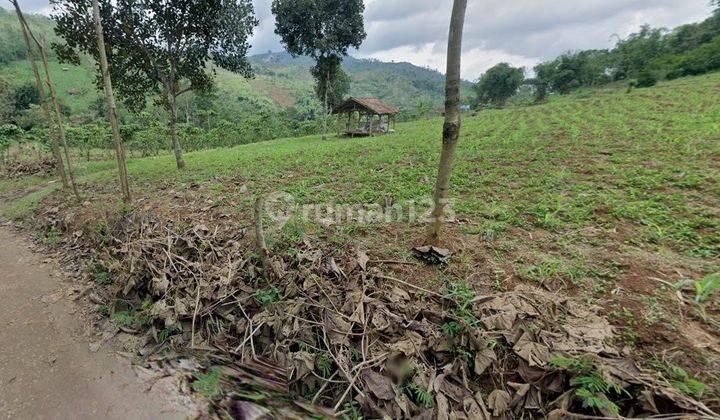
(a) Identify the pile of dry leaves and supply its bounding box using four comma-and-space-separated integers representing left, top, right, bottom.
38, 205, 718, 419
3, 156, 57, 178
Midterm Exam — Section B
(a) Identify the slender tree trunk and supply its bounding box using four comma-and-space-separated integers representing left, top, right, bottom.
169, 91, 186, 170
11, 0, 68, 189
39, 37, 80, 201
427, 0, 468, 244
322, 71, 329, 140
91, 0, 131, 202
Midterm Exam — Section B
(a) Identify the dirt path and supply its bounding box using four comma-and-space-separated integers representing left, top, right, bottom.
0, 225, 192, 419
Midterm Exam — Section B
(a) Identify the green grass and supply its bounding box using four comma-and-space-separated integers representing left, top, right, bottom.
2, 183, 57, 220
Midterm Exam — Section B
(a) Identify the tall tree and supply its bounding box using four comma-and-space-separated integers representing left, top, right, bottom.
427, 0, 468, 244
38, 37, 80, 200
310, 57, 350, 126
51, 0, 258, 170
474, 63, 524, 108
10, 0, 70, 191
272, 0, 366, 139
91, 0, 130, 201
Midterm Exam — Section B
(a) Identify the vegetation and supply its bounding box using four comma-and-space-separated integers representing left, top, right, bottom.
52, 0, 259, 169
474, 63, 524, 107
272, 0, 366, 138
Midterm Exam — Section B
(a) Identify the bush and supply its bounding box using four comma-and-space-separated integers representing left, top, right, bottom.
635, 71, 658, 88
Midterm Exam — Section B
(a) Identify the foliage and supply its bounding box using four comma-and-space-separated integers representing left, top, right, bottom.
534, 50, 611, 95
474, 63, 524, 107
272, 0, 366, 134
192, 368, 223, 398
648, 358, 709, 398
675, 272, 720, 321
528, 10, 720, 96
550, 356, 625, 414
253, 285, 281, 309
634, 70, 658, 88
12, 82, 39, 112
271, 0, 366, 61
311, 57, 351, 110
52, 0, 259, 111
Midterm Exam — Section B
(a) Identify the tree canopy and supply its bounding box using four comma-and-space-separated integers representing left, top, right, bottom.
474, 63, 524, 107
271, 0, 366, 61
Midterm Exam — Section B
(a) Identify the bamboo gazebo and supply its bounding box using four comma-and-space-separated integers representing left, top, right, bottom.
332, 97, 400, 137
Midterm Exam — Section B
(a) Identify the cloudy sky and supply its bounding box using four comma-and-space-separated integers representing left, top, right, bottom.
7, 0, 715, 79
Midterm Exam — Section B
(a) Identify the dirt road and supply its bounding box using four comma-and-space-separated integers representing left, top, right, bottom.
0, 225, 191, 419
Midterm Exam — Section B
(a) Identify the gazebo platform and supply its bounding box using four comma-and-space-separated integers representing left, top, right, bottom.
331, 97, 400, 137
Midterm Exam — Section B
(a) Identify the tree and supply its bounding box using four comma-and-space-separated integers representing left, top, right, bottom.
91, 0, 130, 201
310, 58, 350, 117
474, 63, 524, 108
12, 83, 40, 112
612, 25, 667, 79
51, 0, 258, 170
428, 0, 468, 244
11, 0, 70, 191
272, 0, 366, 139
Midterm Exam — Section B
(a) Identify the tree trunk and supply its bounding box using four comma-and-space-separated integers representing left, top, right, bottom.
427, 0, 468, 244
11, 0, 68, 190
169, 91, 186, 170
38, 37, 80, 201
322, 71, 329, 140
92, 0, 131, 202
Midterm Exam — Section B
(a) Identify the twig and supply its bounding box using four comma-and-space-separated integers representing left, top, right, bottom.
311, 370, 340, 405
371, 259, 419, 266
234, 321, 265, 353
190, 280, 201, 348
253, 196, 274, 279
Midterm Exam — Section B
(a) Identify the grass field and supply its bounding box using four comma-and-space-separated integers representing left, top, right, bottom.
3, 72, 720, 392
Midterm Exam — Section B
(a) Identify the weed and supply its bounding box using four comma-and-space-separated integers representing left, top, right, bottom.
341, 401, 363, 420
315, 354, 333, 378
92, 268, 112, 285
675, 272, 720, 320
38, 227, 62, 246
442, 321, 462, 337
445, 281, 479, 326
648, 358, 709, 398
253, 286, 281, 309
407, 384, 435, 408
158, 324, 182, 343
192, 368, 223, 398
550, 356, 626, 414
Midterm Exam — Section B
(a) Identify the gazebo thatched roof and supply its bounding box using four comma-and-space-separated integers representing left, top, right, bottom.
332, 97, 400, 116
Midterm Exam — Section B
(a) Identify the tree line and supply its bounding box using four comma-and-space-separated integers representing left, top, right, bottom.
475, 7, 720, 108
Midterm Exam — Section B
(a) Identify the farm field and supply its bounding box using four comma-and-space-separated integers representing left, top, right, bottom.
2, 72, 719, 415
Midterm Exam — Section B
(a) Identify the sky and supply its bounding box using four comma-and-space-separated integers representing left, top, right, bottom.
7, 0, 715, 79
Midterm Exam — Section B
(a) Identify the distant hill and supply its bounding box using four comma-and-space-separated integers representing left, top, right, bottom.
0, 8, 471, 119
248, 52, 474, 109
